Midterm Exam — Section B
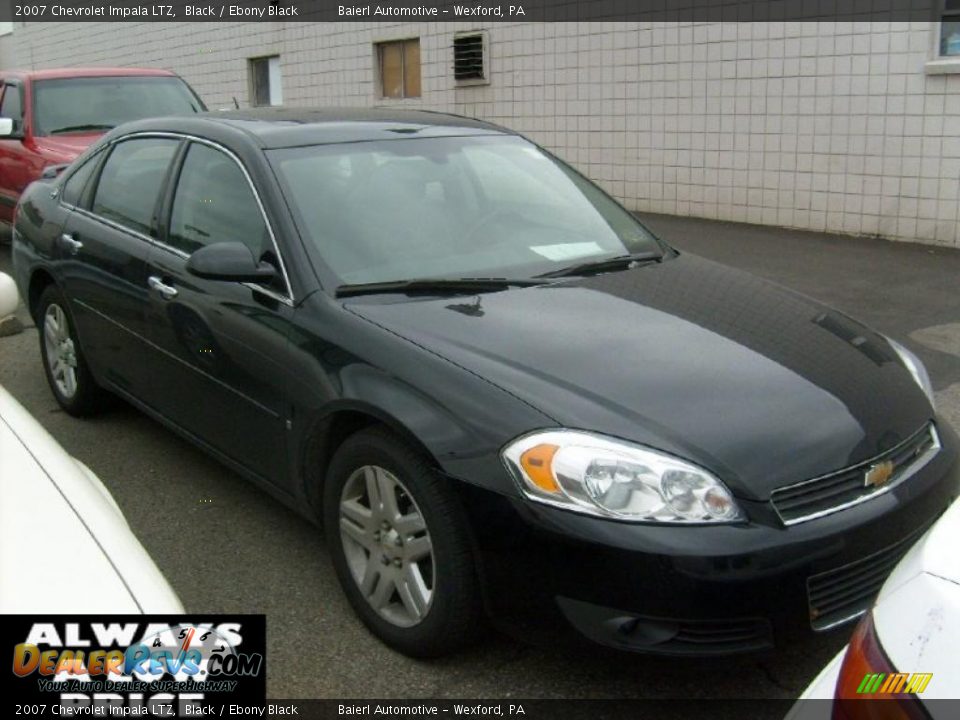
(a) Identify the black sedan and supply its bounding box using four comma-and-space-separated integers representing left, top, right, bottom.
11, 109, 959, 658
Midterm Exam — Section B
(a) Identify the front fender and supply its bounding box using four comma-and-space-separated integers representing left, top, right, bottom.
288, 297, 556, 507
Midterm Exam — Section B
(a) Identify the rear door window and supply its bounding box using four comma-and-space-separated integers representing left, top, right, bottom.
91, 138, 179, 236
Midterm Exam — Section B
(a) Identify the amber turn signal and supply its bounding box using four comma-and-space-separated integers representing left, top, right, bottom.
520, 443, 560, 493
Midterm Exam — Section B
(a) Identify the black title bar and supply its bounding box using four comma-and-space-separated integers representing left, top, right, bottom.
0, 0, 944, 23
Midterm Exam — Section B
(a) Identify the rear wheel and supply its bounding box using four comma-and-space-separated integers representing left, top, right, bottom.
37, 284, 107, 416
324, 427, 481, 657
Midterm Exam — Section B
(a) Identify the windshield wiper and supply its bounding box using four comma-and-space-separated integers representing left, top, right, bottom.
336, 277, 543, 298
47, 124, 115, 135
537, 251, 664, 279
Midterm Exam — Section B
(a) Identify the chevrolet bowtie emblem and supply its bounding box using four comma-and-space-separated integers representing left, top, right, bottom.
864, 460, 895, 489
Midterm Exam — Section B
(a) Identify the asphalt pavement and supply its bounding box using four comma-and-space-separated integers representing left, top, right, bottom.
1, 214, 959, 704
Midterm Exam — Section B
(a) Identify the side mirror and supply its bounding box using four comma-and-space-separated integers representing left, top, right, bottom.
0, 117, 16, 137
185, 242, 276, 283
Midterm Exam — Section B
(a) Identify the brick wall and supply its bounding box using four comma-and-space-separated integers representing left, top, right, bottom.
13, 21, 960, 247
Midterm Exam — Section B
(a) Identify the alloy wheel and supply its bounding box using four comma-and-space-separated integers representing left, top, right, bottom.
338, 465, 435, 627
43, 303, 78, 399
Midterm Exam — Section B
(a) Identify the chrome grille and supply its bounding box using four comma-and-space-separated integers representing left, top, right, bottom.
771, 424, 940, 525
807, 524, 927, 631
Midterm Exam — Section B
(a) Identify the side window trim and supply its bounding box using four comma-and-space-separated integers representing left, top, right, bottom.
157, 136, 294, 306
153, 137, 190, 244
155, 137, 191, 249
72, 206, 164, 248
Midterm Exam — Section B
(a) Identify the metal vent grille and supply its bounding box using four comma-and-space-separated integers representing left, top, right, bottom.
771, 424, 940, 525
807, 524, 928, 631
670, 618, 773, 653
453, 34, 485, 81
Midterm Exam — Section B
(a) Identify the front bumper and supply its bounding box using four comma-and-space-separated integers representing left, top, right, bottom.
458, 419, 960, 655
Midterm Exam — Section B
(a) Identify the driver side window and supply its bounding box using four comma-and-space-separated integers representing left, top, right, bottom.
168, 142, 269, 260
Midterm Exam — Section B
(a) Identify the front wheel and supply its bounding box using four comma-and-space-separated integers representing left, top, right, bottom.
37, 284, 108, 416
323, 427, 481, 657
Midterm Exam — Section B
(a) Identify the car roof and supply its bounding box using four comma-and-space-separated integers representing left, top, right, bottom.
113, 107, 515, 149
1, 67, 178, 80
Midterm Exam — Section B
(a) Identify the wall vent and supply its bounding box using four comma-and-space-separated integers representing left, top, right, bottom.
453, 33, 486, 82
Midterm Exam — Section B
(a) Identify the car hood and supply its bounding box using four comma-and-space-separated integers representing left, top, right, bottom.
872, 496, 960, 695
879, 495, 960, 600
346, 254, 933, 500
31, 133, 101, 162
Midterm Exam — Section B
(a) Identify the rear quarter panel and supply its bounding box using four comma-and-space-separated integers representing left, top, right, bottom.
11, 177, 66, 310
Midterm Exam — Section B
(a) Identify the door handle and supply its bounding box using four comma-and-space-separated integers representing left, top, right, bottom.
148, 276, 178, 300
59, 233, 83, 255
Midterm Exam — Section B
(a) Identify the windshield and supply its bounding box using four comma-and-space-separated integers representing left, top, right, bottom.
33, 76, 205, 136
268, 135, 664, 286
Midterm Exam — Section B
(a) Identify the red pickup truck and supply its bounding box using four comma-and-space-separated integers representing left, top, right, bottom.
0, 67, 205, 226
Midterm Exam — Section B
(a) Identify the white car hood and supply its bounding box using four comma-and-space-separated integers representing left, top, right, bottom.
879, 495, 960, 600
0, 386, 183, 613
794, 497, 960, 710
873, 496, 960, 701
874, 574, 960, 699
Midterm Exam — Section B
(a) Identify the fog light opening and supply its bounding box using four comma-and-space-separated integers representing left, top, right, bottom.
609, 616, 680, 645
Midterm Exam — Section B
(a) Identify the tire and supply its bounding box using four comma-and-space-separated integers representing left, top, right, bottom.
37, 284, 108, 416
323, 427, 481, 657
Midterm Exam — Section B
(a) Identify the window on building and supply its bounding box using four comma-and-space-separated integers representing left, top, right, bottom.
250, 55, 282, 106
941, 1, 960, 55
376, 39, 420, 99
453, 33, 487, 83
92, 138, 179, 236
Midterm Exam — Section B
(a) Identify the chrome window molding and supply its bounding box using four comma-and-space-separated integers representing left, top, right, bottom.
59, 130, 296, 307
71, 205, 163, 251
772, 424, 941, 526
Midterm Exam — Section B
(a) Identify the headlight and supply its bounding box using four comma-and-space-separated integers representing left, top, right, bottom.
501, 430, 743, 523
887, 338, 935, 409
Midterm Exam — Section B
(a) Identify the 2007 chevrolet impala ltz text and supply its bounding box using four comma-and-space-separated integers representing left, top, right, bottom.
12, 109, 958, 657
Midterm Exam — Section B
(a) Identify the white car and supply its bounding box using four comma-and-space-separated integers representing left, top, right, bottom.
0, 381, 183, 613
790, 495, 960, 718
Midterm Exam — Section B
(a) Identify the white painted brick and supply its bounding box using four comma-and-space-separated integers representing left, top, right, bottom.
11, 20, 956, 246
